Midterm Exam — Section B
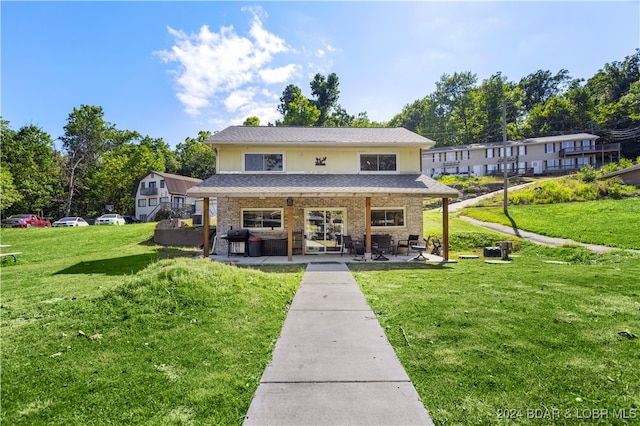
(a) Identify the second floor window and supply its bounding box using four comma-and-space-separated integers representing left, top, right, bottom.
545, 143, 555, 153
360, 154, 397, 172
160, 180, 165, 188
245, 153, 283, 171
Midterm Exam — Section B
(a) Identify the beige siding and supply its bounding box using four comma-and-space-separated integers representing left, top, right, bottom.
217, 146, 422, 174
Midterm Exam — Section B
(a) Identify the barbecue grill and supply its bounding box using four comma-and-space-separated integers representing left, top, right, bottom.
221, 229, 250, 256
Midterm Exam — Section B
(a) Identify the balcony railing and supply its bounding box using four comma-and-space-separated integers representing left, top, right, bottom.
559, 143, 621, 157
140, 187, 158, 195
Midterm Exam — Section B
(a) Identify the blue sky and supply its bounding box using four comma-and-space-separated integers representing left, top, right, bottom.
2, 1, 639, 148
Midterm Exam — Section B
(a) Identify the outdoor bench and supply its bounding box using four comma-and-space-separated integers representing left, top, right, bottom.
0, 252, 21, 262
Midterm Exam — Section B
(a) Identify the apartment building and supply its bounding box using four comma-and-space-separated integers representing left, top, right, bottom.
422, 133, 621, 177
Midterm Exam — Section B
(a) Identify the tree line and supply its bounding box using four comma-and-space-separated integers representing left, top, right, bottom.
1, 105, 214, 219
2, 50, 637, 219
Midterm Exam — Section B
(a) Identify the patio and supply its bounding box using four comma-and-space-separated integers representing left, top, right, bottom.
207, 252, 447, 266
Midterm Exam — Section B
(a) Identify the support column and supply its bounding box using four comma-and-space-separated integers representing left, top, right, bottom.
442, 197, 449, 261
203, 197, 210, 259
287, 203, 293, 262
365, 197, 372, 253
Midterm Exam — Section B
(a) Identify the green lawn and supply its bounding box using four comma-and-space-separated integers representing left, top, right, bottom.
460, 197, 640, 249
1, 225, 303, 425
2, 199, 639, 425
352, 245, 640, 425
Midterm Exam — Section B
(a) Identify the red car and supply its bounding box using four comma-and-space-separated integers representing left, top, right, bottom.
2, 214, 51, 228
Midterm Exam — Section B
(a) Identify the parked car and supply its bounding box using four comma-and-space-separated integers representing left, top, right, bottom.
52, 216, 90, 227
123, 215, 141, 224
2, 214, 51, 228
95, 214, 126, 225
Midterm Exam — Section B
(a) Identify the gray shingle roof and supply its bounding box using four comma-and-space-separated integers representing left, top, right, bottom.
150, 171, 202, 196
187, 174, 459, 198
207, 126, 436, 147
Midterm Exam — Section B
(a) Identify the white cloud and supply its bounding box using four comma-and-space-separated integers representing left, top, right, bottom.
155, 7, 293, 116
259, 64, 300, 84
224, 88, 256, 112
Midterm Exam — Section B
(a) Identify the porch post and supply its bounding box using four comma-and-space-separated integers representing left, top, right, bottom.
287, 203, 293, 262
365, 197, 372, 253
203, 197, 210, 258
442, 197, 449, 261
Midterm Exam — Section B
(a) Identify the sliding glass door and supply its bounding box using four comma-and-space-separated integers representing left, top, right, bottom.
304, 208, 346, 254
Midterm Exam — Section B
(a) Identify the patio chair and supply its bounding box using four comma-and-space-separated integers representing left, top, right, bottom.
341, 235, 355, 256
396, 234, 420, 256
372, 234, 393, 261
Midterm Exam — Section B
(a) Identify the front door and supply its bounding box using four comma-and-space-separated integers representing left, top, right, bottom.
304, 208, 346, 254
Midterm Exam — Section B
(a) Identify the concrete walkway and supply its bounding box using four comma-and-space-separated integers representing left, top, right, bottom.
460, 216, 615, 254
243, 262, 434, 425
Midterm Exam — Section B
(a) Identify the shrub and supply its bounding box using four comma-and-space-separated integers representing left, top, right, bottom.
449, 232, 520, 251
578, 164, 597, 183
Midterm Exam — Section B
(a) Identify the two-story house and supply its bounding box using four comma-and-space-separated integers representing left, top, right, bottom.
422, 133, 621, 177
134, 171, 202, 222
187, 126, 459, 261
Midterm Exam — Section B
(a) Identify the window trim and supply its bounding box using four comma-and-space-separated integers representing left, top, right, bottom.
359, 153, 398, 173
138, 199, 147, 207
241, 208, 284, 230
369, 207, 406, 229
148, 198, 158, 207
242, 152, 285, 172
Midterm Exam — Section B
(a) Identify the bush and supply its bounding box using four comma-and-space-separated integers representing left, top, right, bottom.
578, 164, 597, 183
154, 208, 173, 221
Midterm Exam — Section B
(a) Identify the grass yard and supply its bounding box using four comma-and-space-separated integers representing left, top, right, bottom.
460, 197, 640, 250
351, 244, 640, 425
1, 225, 303, 425
2, 196, 639, 425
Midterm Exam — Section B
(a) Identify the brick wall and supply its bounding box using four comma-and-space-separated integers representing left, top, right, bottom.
215, 195, 427, 255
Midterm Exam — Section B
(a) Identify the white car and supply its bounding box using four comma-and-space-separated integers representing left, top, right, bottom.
52, 216, 90, 227
95, 214, 126, 225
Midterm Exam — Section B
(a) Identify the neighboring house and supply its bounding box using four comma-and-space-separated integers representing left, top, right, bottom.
599, 163, 640, 185
133, 171, 202, 222
187, 126, 459, 260
422, 133, 621, 177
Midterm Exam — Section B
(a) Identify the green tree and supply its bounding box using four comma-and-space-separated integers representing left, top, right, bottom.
310, 72, 340, 126
276, 85, 320, 126
518, 69, 571, 112
1, 120, 61, 215
0, 168, 22, 211
243, 116, 260, 126
60, 105, 116, 216
175, 131, 216, 179
88, 139, 167, 215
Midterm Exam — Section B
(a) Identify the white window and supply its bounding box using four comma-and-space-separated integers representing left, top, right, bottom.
370, 208, 405, 228
518, 146, 526, 156
149, 198, 158, 206
545, 143, 555, 153
461, 150, 470, 160
244, 153, 284, 171
547, 159, 559, 170
577, 157, 591, 166
360, 154, 397, 172
138, 199, 146, 207
160, 180, 165, 188
242, 209, 283, 230
562, 141, 575, 149
499, 147, 513, 157
486, 149, 494, 158
445, 152, 457, 161
562, 158, 574, 168
433, 153, 442, 163
582, 140, 591, 148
